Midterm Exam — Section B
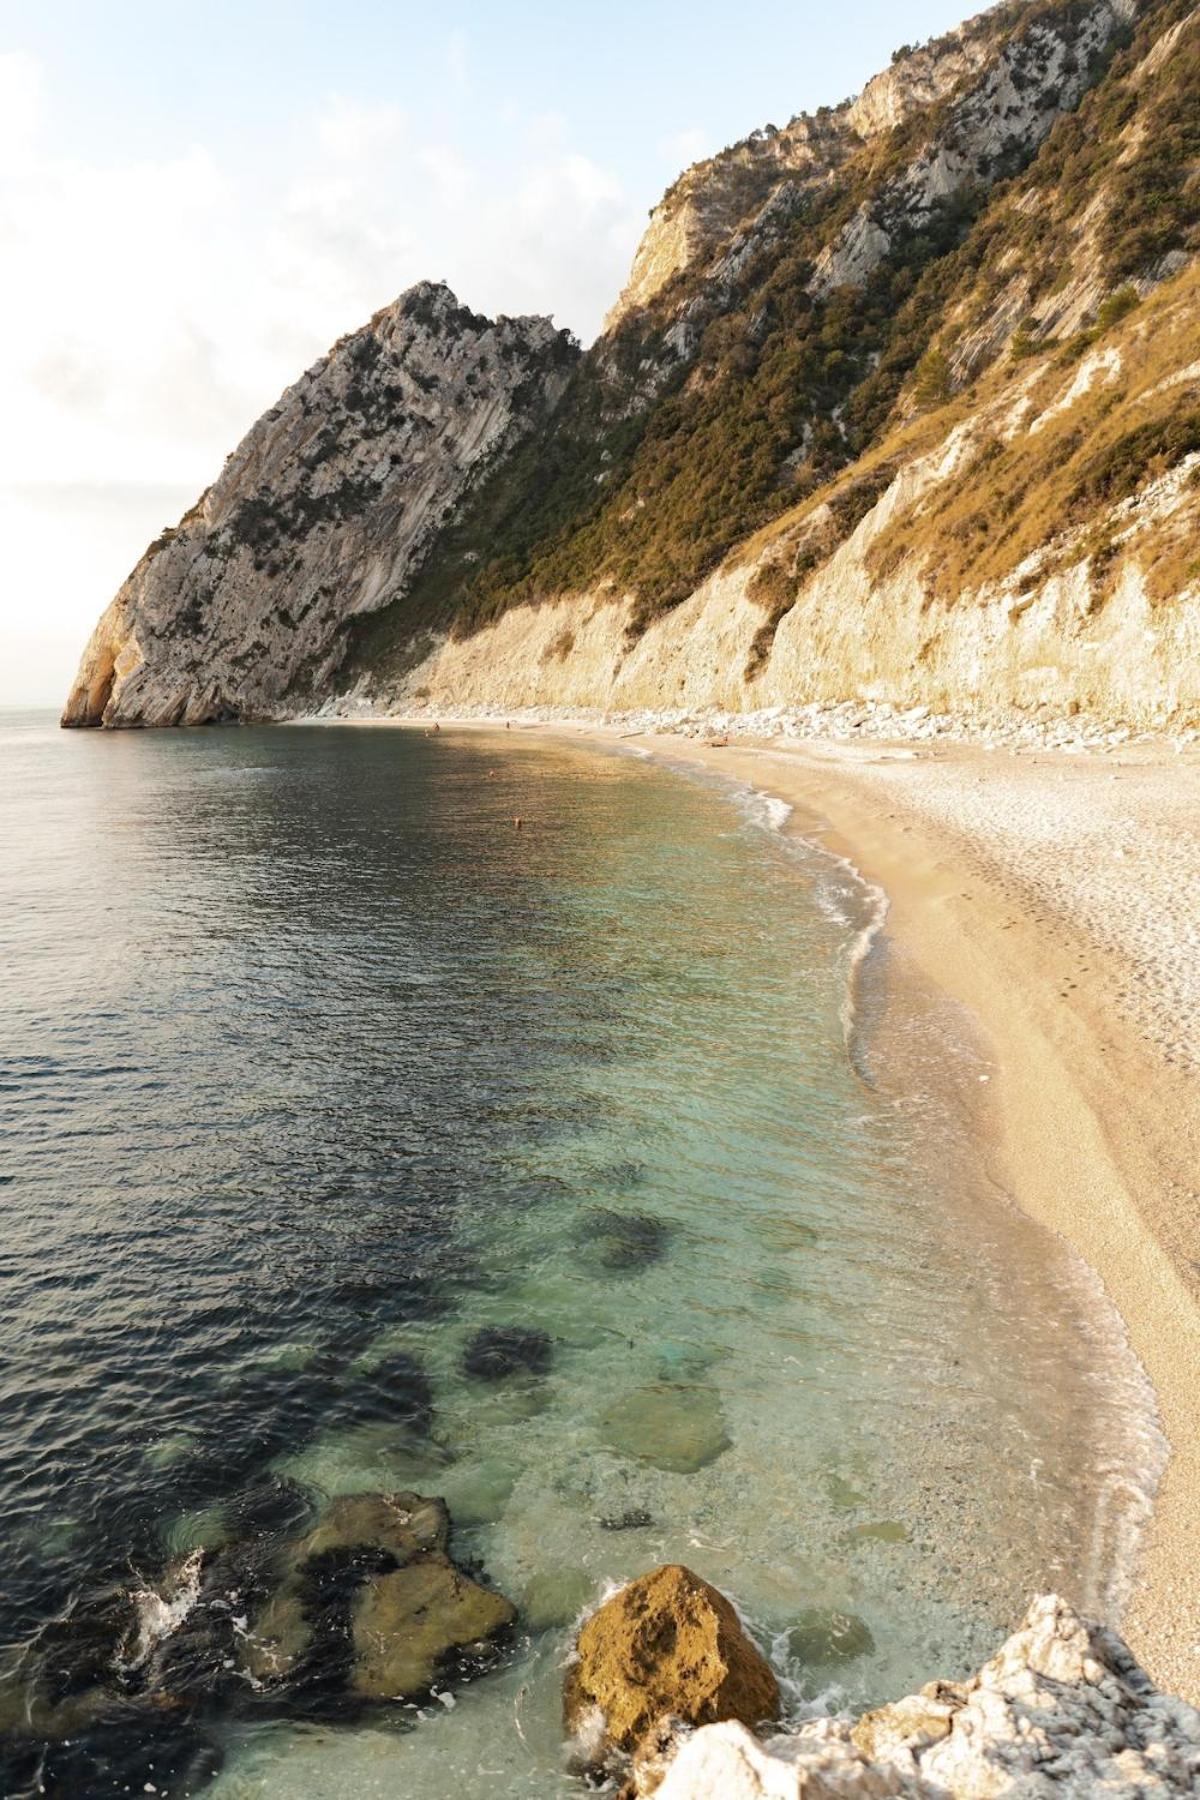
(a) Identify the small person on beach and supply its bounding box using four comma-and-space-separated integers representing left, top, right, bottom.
513, 816, 523, 830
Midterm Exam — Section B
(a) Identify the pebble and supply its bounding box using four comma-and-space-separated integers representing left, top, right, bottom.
357, 697, 1197, 757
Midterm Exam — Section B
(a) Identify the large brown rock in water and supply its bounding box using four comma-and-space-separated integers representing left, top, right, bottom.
243, 1491, 451, 1682
243, 1489, 518, 1701
352, 1553, 516, 1698
564, 1565, 780, 1770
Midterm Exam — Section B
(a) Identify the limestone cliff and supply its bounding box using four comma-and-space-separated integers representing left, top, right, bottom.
344, 0, 1199, 729
644, 1595, 1200, 1798
353, 256, 1200, 728
62, 285, 576, 727
65, 0, 1200, 730
604, 0, 1112, 328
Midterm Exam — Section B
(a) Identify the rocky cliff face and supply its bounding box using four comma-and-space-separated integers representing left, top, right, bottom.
62, 285, 576, 727
555, 1574, 1200, 1797
359, 255, 1200, 728
65, 0, 1200, 730
604, 0, 1117, 328
343, 0, 1199, 729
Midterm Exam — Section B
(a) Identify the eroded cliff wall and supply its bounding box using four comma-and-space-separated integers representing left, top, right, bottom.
62, 286, 576, 727
64, 0, 1200, 731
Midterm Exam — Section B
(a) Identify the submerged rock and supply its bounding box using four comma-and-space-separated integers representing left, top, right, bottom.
520, 1568, 597, 1632
224, 1475, 315, 1542
4, 1487, 519, 1772
352, 1555, 517, 1698
135, 1541, 280, 1705
599, 1507, 655, 1532
654, 1339, 718, 1382
240, 1488, 516, 1704
825, 1471, 867, 1511
29, 1586, 138, 1703
644, 1594, 1200, 1799
601, 1383, 731, 1473
563, 1564, 780, 1776
0, 1704, 223, 1799
851, 1519, 909, 1544
785, 1607, 875, 1667
335, 1351, 435, 1433
242, 1582, 310, 1683
295, 1490, 449, 1562
462, 1326, 553, 1381
578, 1208, 671, 1275
241, 1492, 450, 1686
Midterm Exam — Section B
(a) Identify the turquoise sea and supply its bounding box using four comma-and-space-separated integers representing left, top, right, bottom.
0, 711, 1161, 1796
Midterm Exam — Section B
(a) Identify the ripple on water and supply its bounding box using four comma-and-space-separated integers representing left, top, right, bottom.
0, 715, 1164, 1799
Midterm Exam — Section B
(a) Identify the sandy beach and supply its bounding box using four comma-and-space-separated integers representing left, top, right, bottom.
611, 727, 1200, 1705
323, 708, 1200, 1700
361, 712, 1200, 1701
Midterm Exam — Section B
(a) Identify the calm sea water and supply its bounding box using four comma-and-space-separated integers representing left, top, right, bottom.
0, 711, 1161, 1797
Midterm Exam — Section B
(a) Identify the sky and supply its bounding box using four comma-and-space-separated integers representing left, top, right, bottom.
0, 0, 974, 707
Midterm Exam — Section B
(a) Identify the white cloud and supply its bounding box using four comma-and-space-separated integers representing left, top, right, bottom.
0, 58, 645, 707
316, 94, 407, 161
416, 143, 477, 206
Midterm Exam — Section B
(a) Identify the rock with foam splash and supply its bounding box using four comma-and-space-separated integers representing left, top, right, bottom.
243, 1488, 450, 1679
564, 1564, 780, 1779
241, 1488, 516, 1701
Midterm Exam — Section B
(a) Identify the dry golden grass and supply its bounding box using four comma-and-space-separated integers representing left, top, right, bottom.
729, 261, 1200, 627
859, 262, 1200, 602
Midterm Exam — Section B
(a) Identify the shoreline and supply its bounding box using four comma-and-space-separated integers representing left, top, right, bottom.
320, 710, 1200, 1703
631, 726, 1200, 1704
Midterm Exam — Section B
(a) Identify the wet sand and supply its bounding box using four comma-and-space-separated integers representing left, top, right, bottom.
617, 729, 1200, 1704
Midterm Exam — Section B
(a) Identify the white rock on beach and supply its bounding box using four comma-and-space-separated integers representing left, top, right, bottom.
648, 1596, 1200, 1798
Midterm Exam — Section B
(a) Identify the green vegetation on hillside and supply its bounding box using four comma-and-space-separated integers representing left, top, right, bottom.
346, 0, 1196, 690
863, 261, 1200, 602
938, 0, 1197, 354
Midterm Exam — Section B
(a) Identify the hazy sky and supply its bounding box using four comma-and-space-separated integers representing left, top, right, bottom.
0, 0, 972, 707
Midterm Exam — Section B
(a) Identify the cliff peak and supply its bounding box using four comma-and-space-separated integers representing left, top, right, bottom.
62, 287, 577, 728
65, 0, 1200, 734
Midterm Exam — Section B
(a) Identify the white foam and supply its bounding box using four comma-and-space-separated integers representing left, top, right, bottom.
122, 1548, 205, 1670
835, 864, 889, 1071
650, 749, 888, 1075
737, 788, 794, 833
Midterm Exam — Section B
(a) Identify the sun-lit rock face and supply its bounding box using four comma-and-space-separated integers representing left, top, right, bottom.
605, 0, 1136, 326
603, 113, 854, 331
563, 1564, 780, 1783
61, 283, 577, 728
64, 0, 1200, 734
642, 1595, 1200, 1798
813, 0, 1138, 296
